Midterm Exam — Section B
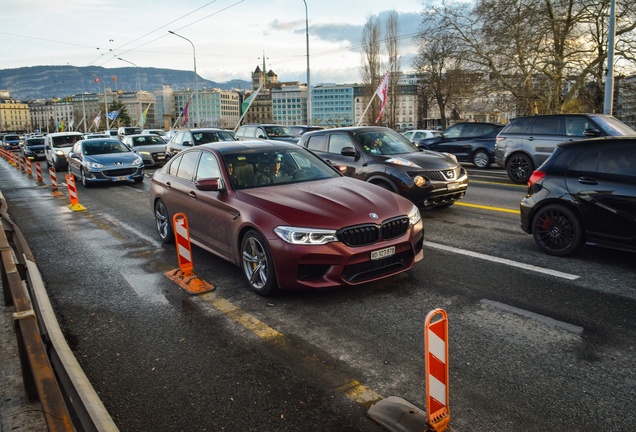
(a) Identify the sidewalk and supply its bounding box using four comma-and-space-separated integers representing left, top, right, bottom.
0, 302, 47, 431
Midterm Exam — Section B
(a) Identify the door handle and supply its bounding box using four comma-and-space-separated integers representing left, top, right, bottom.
578, 177, 598, 185
189, 191, 197, 199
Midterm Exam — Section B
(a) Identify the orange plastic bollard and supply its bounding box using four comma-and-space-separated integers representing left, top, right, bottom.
26, 158, 33, 177
164, 212, 215, 294
35, 162, 45, 185
65, 173, 86, 211
424, 309, 450, 431
49, 166, 63, 196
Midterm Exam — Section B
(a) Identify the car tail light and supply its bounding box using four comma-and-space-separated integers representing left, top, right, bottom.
527, 170, 546, 187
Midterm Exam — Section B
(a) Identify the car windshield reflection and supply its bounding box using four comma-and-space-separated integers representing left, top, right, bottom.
83, 141, 131, 156
355, 131, 419, 156
222, 148, 339, 189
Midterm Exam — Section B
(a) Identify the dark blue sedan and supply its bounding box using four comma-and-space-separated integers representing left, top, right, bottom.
67, 138, 144, 187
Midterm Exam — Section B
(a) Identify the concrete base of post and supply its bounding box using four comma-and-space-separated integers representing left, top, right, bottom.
367, 396, 433, 432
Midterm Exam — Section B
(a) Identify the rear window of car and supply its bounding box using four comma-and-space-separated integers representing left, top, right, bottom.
502, 117, 534, 134
530, 117, 561, 135
305, 134, 327, 152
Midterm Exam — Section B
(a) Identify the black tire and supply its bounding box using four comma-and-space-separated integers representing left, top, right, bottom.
241, 230, 278, 296
371, 180, 395, 193
506, 153, 534, 184
532, 204, 584, 256
133, 176, 144, 184
80, 169, 92, 188
154, 199, 174, 244
472, 150, 490, 169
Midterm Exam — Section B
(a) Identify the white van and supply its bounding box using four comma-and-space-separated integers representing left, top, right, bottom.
44, 132, 84, 170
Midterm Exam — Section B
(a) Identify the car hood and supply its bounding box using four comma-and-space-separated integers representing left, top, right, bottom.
85, 153, 140, 165
383, 150, 457, 169
237, 177, 413, 228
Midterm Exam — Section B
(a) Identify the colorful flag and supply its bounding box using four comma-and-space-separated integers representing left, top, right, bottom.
107, 109, 121, 121
182, 100, 190, 126
93, 113, 101, 128
241, 84, 263, 114
68, 118, 74, 130
375, 71, 390, 123
141, 103, 151, 127
112, 76, 117, 82
94, 78, 100, 83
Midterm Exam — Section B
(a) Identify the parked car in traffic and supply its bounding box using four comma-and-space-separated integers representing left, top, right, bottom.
401, 129, 442, 144
20, 136, 46, 161
416, 122, 503, 169
235, 124, 300, 143
495, 114, 636, 184
142, 129, 167, 139
290, 125, 324, 137
121, 134, 168, 167
299, 126, 469, 208
66, 138, 144, 187
44, 131, 84, 170
165, 128, 236, 158
117, 127, 142, 140
2, 134, 22, 151
150, 141, 424, 296
520, 136, 636, 256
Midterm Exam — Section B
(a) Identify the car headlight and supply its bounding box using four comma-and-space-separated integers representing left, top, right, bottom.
132, 157, 143, 166
139, 151, 151, 156
385, 157, 421, 168
274, 226, 338, 245
85, 161, 106, 169
55, 150, 65, 156
408, 205, 421, 226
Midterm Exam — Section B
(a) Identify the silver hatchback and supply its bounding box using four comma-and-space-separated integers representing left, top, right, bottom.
494, 114, 635, 184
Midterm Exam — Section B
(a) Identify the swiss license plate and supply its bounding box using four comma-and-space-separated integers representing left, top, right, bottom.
113, 175, 129, 181
447, 182, 460, 190
371, 246, 395, 260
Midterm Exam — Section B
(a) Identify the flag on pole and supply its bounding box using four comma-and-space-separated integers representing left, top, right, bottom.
182, 100, 190, 126
107, 109, 121, 121
375, 71, 390, 123
94, 78, 100, 83
241, 84, 263, 114
112, 76, 117, 82
141, 103, 151, 127
68, 118, 74, 130
93, 113, 101, 128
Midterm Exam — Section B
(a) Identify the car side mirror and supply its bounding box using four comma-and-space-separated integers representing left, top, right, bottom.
183, 141, 193, 147
68, 152, 78, 159
583, 128, 602, 137
195, 178, 222, 192
341, 146, 357, 157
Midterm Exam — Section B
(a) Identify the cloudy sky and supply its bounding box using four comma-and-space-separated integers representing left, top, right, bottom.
1, 0, 425, 85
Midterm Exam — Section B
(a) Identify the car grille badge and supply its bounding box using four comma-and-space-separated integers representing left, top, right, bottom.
369, 213, 379, 220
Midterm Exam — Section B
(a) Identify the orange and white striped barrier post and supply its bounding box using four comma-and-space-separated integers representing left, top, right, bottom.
49, 166, 63, 196
424, 309, 450, 431
65, 173, 86, 211
25, 158, 33, 177
16, 154, 23, 171
164, 212, 214, 294
367, 308, 451, 432
35, 162, 45, 185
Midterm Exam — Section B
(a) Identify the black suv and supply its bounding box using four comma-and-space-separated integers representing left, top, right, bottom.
520, 136, 636, 256
165, 128, 236, 158
299, 126, 468, 208
495, 114, 636, 184
416, 122, 503, 169
236, 124, 300, 144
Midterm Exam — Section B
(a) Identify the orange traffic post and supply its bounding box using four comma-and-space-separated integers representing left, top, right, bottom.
65, 173, 86, 211
49, 166, 63, 196
35, 162, 45, 185
424, 309, 451, 431
25, 157, 33, 177
164, 212, 215, 294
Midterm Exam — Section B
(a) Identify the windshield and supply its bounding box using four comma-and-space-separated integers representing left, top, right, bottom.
193, 131, 236, 145
355, 130, 420, 155
264, 126, 294, 138
222, 147, 339, 190
83, 140, 131, 155
52, 135, 81, 148
591, 115, 636, 136
132, 136, 166, 146
25, 138, 45, 146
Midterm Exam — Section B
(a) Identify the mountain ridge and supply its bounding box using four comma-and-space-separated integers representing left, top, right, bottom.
0, 65, 251, 100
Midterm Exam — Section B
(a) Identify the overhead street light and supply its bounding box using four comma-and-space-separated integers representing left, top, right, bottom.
169, 30, 200, 127
303, 0, 312, 126
118, 57, 143, 128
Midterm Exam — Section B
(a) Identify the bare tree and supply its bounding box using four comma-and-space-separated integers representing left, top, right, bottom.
385, 11, 401, 129
360, 16, 382, 125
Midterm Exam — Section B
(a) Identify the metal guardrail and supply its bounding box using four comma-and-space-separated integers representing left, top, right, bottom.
1, 191, 119, 432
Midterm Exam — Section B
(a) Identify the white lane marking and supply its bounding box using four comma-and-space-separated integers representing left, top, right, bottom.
425, 241, 580, 280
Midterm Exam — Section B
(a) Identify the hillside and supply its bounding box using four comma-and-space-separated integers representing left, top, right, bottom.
0, 65, 250, 100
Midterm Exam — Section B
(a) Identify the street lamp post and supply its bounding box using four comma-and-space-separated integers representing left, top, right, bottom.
303, 0, 311, 126
169, 30, 200, 127
118, 57, 143, 127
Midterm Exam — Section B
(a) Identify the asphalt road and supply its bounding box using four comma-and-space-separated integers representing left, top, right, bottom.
1, 161, 634, 431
